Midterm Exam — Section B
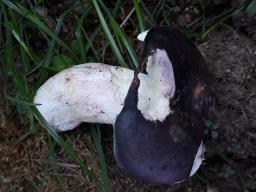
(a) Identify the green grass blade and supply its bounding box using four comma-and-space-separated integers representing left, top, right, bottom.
132, 0, 145, 32
202, 20, 224, 40
202, 3, 244, 40
4, 16, 28, 98
4, 94, 37, 106
113, 0, 122, 15
91, 0, 128, 68
7, 7, 30, 77
140, 1, 156, 26
74, 8, 91, 63
246, 0, 256, 16
2, 5, 101, 186
28, 107, 36, 132
97, 0, 138, 67
83, 25, 101, 62
11, 26, 40, 64
109, 19, 138, 67
32, 107, 100, 183
35, 15, 64, 87
44, 15, 64, 68
152, 0, 166, 19
1, 0, 78, 60
7, 5, 41, 67
3, 8, 38, 144
91, 125, 111, 192
208, 144, 246, 191
19, 31, 30, 73
75, 28, 86, 63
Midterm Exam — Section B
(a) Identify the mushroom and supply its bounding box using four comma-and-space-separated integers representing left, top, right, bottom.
34, 60, 174, 131
114, 26, 210, 184
34, 26, 210, 184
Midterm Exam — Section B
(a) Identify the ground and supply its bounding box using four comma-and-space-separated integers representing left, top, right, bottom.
0, 1, 256, 192
1, 27, 255, 192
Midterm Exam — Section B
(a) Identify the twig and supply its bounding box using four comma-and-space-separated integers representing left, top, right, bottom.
120, 8, 135, 27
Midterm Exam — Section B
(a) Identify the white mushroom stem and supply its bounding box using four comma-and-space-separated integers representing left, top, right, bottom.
137, 30, 149, 41
34, 49, 175, 131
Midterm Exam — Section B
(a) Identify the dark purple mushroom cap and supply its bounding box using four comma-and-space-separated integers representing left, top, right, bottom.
114, 26, 210, 184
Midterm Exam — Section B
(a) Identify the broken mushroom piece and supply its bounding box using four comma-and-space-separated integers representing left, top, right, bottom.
114, 26, 210, 184
34, 58, 175, 131
34, 26, 210, 184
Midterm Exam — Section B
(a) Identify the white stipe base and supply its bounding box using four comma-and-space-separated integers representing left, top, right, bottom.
190, 142, 205, 176
137, 30, 149, 41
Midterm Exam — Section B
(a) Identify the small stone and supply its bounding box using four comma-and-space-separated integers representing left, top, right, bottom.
2, 178, 12, 183
34, 6, 48, 17
173, 6, 181, 13
184, 13, 192, 23
211, 130, 219, 139
193, 7, 200, 15
229, 45, 238, 54
185, 7, 190, 12
177, 15, 186, 26
207, 185, 219, 192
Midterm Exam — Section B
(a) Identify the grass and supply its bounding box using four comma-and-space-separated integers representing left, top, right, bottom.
0, 0, 254, 191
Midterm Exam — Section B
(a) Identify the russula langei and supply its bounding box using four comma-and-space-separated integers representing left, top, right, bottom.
34, 26, 210, 184
114, 26, 210, 183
